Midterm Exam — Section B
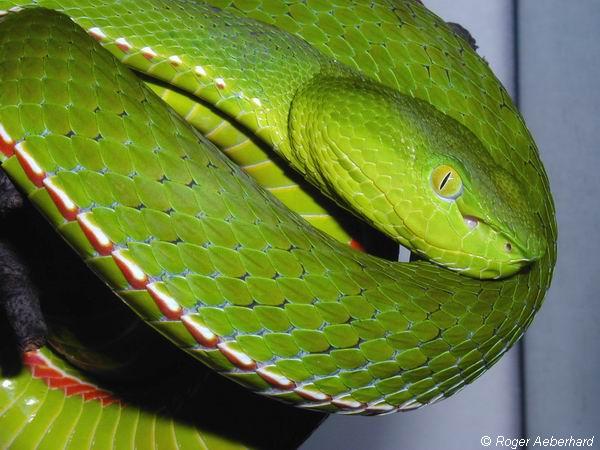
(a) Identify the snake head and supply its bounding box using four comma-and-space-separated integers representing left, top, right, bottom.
289, 76, 547, 279
422, 154, 546, 279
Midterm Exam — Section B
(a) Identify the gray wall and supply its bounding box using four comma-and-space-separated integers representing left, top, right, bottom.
519, 0, 600, 439
303, 1, 600, 449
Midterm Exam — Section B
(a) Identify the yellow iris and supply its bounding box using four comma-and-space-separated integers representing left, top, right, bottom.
431, 165, 463, 200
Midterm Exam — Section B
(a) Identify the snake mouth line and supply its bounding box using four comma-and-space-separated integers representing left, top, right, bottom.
319, 141, 538, 273
458, 212, 538, 265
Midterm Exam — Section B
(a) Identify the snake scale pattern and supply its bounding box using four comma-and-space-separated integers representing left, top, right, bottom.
0, 1, 556, 448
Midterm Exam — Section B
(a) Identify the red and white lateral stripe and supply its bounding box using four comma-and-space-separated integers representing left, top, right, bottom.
23, 350, 121, 407
0, 124, 15, 157
43, 178, 79, 221
14, 142, 46, 187
217, 342, 257, 371
141, 46, 158, 60
147, 282, 183, 320
88, 27, 107, 41
256, 366, 295, 390
181, 314, 219, 347
77, 212, 114, 255
1, 106, 357, 412
115, 37, 132, 53
111, 249, 148, 289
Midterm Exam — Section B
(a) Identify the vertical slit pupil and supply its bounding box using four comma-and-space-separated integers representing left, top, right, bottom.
439, 171, 452, 190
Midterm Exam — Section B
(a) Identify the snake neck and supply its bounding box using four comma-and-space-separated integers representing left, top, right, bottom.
287, 74, 410, 244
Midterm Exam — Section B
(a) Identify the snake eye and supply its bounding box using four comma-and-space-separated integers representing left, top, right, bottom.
431, 165, 463, 200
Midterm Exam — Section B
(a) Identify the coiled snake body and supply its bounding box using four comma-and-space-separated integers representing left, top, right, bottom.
0, 1, 556, 447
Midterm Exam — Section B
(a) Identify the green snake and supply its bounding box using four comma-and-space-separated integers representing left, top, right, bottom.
0, 0, 556, 447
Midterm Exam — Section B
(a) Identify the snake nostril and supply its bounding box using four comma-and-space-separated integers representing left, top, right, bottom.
505, 242, 512, 252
